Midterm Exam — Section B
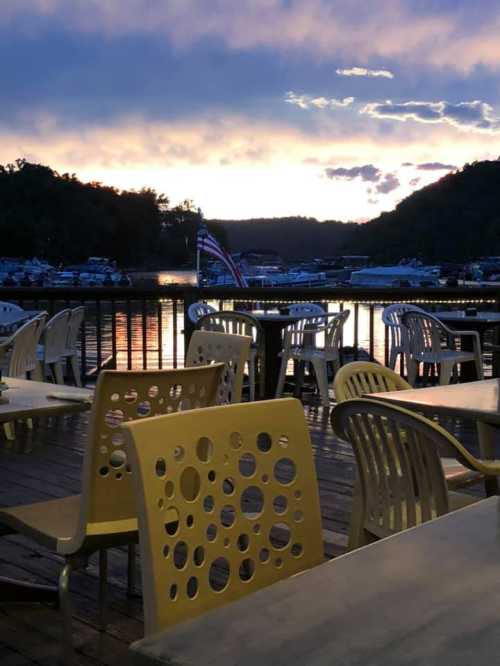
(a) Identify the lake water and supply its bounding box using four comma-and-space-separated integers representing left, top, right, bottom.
101, 270, 389, 372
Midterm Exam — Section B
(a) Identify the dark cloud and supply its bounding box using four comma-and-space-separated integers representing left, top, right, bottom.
375, 173, 400, 194
362, 99, 500, 133
416, 161, 457, 171
410, 177, 421, 186
324, 164, 381, 182
401, 162, 413, 167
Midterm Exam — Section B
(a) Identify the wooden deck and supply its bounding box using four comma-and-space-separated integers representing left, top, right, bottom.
0, 394, 485, 665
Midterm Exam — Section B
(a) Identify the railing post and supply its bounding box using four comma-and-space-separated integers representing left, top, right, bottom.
182, 288, 199, 362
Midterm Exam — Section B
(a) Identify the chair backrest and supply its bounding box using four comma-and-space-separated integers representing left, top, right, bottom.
334, 361, 411, 402
331, 398, 454, 539
288, 302, 325, 316
0, 301, 23, 314
74, 364, 226, 552
284, 310, 349, 354
65, 306, 85, 355
43, 309, 71, 364
382, 303, 425, 352
197, 311, 264, 351
185, 330, 252, 404
402, 310, 446, 357
123, 397, 324, 635
7, 313, 48, 377
187, 302, 217, 324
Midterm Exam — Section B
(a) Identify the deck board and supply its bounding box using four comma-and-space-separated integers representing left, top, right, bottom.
0, 397, 486, 665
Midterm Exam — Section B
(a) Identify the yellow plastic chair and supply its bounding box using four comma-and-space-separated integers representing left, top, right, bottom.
197, 311, 265, 400
0, 364, 225, 664
330, 398, 497, 550
123, 398, 324, 636
186, 330, 252, 403
334, 361, 482, 489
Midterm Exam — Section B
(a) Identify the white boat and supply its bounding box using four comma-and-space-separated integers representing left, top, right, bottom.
350, 265, 440, 288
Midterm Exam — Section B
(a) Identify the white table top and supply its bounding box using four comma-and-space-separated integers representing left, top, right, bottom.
369, 378, 500, 423
0, 377, 93, 422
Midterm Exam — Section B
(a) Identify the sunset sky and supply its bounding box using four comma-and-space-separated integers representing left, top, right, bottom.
1, 1, 500, 222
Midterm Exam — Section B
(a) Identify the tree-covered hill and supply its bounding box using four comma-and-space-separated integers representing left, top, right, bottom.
352, 159, 500, 262
210, 159, 500, 263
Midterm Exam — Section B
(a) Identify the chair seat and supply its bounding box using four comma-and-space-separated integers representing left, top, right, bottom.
414, 350, 476, 364
0, 495, 82, 551
0, 494, 141, 554
442, 457, 483, 489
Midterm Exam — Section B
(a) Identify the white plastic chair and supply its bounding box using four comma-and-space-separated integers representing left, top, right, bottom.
187, 302, 216, 324
1, 313, 48, 440
382, 303, 425, 371
276, 311, 350, 406
63, 306, 85, 386
38, 309, 72, 384
288, 302, 325, 316
402, 310, 483, 386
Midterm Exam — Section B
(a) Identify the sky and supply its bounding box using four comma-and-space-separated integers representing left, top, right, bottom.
1, 0, 500, 222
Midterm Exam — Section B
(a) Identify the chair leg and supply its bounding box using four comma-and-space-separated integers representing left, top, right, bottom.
311, 357, 330, 407
32, 362, 44, 382
98, 549, 108, 632
59, 559, 77, 665
247, 356, 255, 402
3, 422, 15, 441
439, 361, 454, 385
53, 362, 65, 385
127, 543, 137, 598
69, 356, 82, 387
275, 356, 288, 398
407, 359, 418, 386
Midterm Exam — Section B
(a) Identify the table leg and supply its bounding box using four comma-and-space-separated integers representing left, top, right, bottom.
263, 322, 287, 399
477, 420, 499, 496
0, 576, 58, 605
459, 333, 482, 382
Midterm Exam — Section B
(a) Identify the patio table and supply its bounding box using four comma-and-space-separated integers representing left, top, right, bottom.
369, 378, 500, 494
130, 497, 500, 666
0, 377, 93, 603
249, 311, 302, 398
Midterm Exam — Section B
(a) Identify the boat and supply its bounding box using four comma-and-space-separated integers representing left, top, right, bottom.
350, 264, 440, 288
0, 257, 56, 286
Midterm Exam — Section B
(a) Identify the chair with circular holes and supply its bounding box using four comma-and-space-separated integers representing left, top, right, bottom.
123, 397, 325, 637
197, 312, 264, 400
0, 363, 226, 664
186, 330, 252, 404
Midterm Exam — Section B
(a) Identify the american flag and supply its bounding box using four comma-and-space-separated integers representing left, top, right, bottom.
197, 228, 248, 288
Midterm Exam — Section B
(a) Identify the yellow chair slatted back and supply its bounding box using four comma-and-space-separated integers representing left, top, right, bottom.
78, 364, 226, 546
123, 398, 324, 635
331, 399, 456, 539
334, 361, 411, 402
185, 330, 252, 404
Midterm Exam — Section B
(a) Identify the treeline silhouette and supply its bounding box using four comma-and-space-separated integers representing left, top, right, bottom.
2, 158, 499, 266
0, 159, 219, 267
212, 159, 500, 262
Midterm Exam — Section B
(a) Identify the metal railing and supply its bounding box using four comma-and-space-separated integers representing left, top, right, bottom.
1, 285, 499, 381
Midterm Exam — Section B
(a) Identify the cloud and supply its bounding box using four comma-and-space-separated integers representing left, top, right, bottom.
3, 0, 500, 72
362, 99, 500, 133
416, 162, 457, 171
324, 164, 381, 182
285, 91, 354, 110
325, 163, 402, 195
336, 66, 394, 79
375, 172, 400, 193
409, 177, 421, 186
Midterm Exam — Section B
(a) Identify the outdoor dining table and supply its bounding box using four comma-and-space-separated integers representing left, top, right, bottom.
369, 378, 500, 494
0, 377, 93, 603
130, 497, 500, 666
249, 310, 303, 398
434, 309, 500, 379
